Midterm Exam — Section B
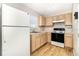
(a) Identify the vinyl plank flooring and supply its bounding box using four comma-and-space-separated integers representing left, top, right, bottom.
32, 43, 73, 56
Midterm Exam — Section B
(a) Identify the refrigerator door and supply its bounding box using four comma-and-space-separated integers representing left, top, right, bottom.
2, 27, 30, 56
73, 4, 79, 56
2, 4, 30, 26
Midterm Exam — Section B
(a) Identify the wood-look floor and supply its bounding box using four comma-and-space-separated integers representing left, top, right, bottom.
32, 43, 73, 56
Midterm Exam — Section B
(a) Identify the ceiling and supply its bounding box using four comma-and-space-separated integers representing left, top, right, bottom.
24, 3, 72, 16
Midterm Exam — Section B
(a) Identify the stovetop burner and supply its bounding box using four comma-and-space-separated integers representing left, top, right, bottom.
53, 28, 65, 33
54, 28, 65, 31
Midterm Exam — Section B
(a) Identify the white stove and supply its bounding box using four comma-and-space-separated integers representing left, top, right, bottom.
51, 28, 65, 47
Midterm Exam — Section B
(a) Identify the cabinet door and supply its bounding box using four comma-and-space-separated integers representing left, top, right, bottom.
42, 17, 46, 26
38, 16, 46, 26
35, 35, 41, 49
65, 36, 73, 48
52, 16, 57, 21
31, 35, 36, 52
40, 33, 46, 46
40, 34, 44, 46
65, 13, 72, 25
47, 33, 51, 42
43, 33, 47, 44
46, 16, 53, 26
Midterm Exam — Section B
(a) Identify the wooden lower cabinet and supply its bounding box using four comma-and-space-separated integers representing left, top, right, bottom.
40, 33, 47, 46
32, 43, 36, 52
31, 33, 47, 52
40, 35, 44, 46
65, 35, 73, 48
31, 35, 36, 52
43, 33, 47, 43
35, 36, 41, 49
47, 32, 51, 42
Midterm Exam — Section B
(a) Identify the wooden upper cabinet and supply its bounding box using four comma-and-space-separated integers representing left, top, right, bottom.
46, 16, 53, 26
38, 13, 72, 27
52, 16, 57, 21
57, 14, 65, 20
64, 13, 72, 25
38, 16, 46, 26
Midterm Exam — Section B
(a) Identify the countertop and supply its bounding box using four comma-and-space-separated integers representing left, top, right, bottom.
30, 32, 47, 35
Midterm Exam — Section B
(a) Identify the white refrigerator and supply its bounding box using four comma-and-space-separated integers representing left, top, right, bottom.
2, 4, 30, 56
73, 4, 79, 56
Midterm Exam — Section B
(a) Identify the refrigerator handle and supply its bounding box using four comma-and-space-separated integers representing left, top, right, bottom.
74, 12, 78, 19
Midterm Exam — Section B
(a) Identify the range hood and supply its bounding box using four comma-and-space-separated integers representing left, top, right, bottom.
53, 20, 64, 23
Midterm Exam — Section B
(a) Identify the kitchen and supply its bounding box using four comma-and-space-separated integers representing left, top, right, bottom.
30, 4, 73, 56
0, 3, 79, 56
31, 13, 73, 56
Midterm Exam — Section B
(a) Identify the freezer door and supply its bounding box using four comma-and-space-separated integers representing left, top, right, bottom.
2, 27, 30, 56
2, 4, 30, 26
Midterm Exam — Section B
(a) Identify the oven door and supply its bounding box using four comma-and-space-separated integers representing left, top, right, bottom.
51, 33, 64, 43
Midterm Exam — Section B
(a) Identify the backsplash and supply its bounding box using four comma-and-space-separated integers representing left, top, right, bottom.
44, 27, 53, 32
30, 22, 72, 33
44, 22, 65, 32
65, 25, 72, 33
53, 22, 65, 28
30, 27, 41, 32
44, 22, 72, 33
